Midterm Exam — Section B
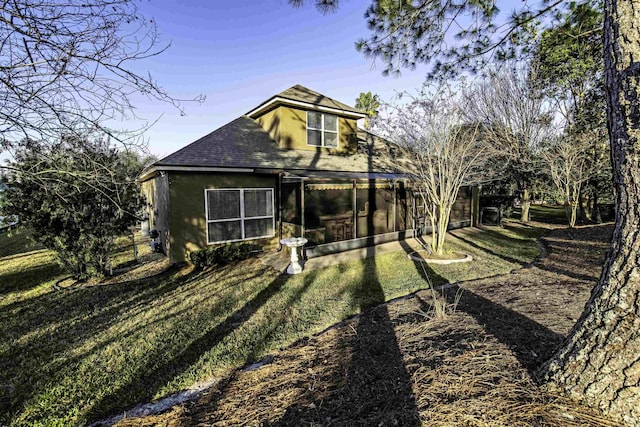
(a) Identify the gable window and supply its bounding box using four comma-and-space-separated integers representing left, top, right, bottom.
307, 111, 338, 148
205, 188, 275, 244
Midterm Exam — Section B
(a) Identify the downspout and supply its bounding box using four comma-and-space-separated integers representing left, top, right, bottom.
277, 171, 283, 252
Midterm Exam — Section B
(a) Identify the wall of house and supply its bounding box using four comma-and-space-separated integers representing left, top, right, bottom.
167, 172, 279, 263
255, 107, 281, 145
141, 173, 170, 254
255, 105, 358, 154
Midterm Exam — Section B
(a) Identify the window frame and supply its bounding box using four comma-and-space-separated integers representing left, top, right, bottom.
204, 188, 275, 245
306, 111, 339, 148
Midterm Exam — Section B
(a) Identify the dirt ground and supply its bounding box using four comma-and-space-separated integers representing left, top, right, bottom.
118, 223, 622, 427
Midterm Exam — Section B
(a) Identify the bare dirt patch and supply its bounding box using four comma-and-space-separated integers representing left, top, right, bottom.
117, 224, 620, 427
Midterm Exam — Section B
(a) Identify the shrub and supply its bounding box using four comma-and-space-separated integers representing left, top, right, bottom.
189, 243, 254, 268
2, 138, 144, 280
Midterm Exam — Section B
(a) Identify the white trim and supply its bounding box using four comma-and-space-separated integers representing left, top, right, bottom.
306, 111, 340, 149
204, 188, 276, 245
246, 96, 367, 119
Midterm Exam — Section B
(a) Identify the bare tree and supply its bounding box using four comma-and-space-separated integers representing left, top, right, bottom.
542, 136, 592, 227
0, 0, 201, 149
381, 87, 485, 255
462, 65, 553, 222
0, 0, 203, 218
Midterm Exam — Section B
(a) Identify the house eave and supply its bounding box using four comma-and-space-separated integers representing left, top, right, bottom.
246, 96, 367, 120
139, 165, 256, 182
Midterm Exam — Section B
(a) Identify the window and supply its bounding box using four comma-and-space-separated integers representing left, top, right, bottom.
205, 188, 275, 244
307, 111, 338, 148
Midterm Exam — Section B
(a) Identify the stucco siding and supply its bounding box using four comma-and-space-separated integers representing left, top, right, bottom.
255, 105, 358, 154
167, 172, 278, 263
255, 108, 281, 145
141, 174, 170, 254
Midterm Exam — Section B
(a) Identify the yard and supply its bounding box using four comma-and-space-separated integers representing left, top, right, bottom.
0, 208, 616, 425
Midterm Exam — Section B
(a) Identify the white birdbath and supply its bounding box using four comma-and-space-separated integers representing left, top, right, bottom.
280, 237, 308, 274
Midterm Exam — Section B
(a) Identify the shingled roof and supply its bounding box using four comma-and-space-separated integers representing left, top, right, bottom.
247, 84, 366, 118
152, 116, 396, 174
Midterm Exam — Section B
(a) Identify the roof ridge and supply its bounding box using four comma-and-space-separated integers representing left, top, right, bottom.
246, 84, 366, 117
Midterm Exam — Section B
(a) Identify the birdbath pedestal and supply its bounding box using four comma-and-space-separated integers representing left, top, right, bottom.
280, 237, 308, 274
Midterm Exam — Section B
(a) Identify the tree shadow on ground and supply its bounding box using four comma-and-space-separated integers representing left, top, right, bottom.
441, 285, 564, 373
0, 257, 62, 296
448, 231, 529, 267
84, 268, 296, 422
274, 174, 420, 425
398, 234, 563, 375
267, 246, 421, 426
0, 265, 206, 418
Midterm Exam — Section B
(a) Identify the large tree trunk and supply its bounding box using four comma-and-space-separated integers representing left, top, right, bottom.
539, 1, 640, 425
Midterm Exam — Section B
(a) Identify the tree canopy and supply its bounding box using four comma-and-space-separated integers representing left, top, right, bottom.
355, 91, 381, 129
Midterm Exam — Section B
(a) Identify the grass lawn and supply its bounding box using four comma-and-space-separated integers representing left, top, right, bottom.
512, 204, 569, 224
0, 222, 544, 426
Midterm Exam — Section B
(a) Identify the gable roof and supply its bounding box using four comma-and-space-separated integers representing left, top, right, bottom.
145, 116, 397, 179
246, 84, 366, 119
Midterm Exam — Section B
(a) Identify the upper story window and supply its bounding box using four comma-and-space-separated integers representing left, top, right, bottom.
307, 111, 338, 148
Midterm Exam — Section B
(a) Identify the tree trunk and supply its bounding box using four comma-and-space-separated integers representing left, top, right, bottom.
592, 192, 603, 223
539, 1, 640, 425
435, 215, 448, 255
520, 187, 531, 222
585, 189, 594, 221
578, 189, 587, 223
569, 201, 578, 228
130, 228, 139, 263
563, 200, 571, 225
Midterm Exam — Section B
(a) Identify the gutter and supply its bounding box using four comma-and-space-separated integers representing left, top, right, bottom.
139, 165, 255, 182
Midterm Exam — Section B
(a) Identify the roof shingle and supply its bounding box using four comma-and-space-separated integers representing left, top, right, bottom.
154, 116, 395, 174
271, 84, 365, 116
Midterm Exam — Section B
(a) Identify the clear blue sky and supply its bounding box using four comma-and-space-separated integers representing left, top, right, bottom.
127, 0, 430, 158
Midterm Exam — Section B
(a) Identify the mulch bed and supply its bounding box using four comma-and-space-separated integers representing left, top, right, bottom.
117, 223, 621, 427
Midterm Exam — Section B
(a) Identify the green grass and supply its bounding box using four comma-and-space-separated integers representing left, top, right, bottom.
0, 224, 544, 426
512, 204, 569, 224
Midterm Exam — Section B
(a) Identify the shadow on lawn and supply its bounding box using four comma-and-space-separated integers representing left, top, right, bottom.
84, 267, 301, 422
448, 230, 530, 267
270, 178, 421, 425
0, 256, 62, 296
398, 234, 563, 375
0, 265, 212, 420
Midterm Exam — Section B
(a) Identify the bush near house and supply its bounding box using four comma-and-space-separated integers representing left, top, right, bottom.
189, 243, 255, 268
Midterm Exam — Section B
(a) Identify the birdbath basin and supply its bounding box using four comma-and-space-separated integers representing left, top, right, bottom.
280, 237, 308, 274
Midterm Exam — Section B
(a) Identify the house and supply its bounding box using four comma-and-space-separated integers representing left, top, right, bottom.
140, 85, 478, 263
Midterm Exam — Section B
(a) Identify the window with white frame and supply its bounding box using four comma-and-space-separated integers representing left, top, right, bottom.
307, 111, 338, 148
205, 188, 275, 244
